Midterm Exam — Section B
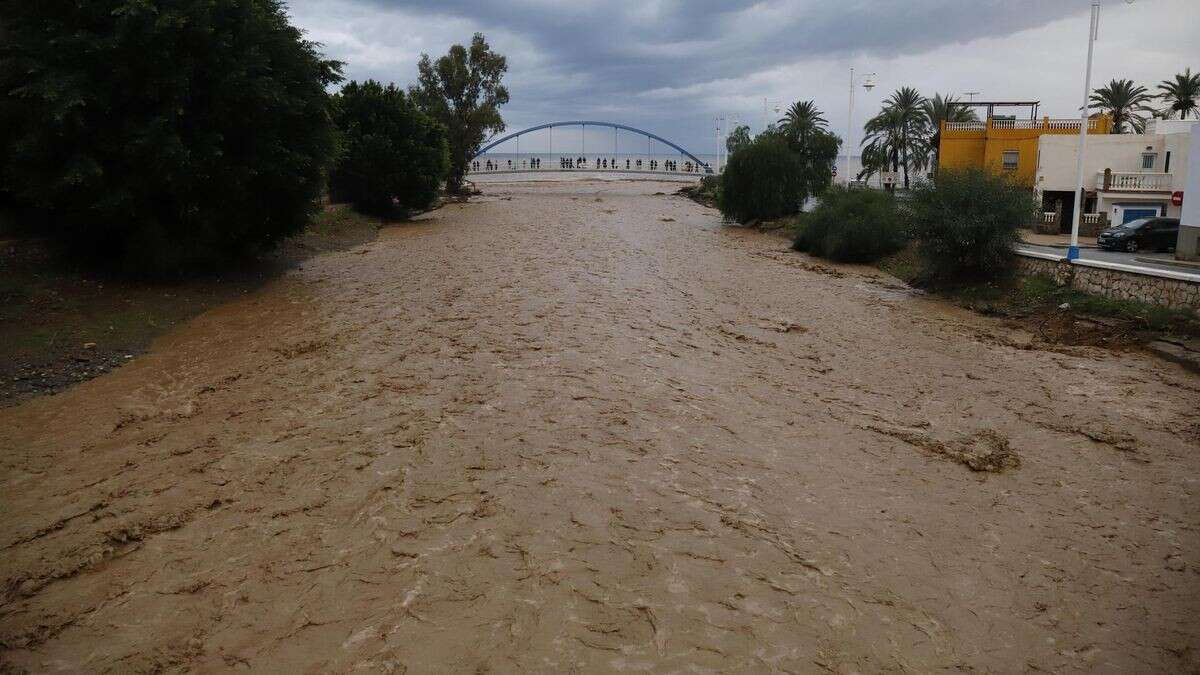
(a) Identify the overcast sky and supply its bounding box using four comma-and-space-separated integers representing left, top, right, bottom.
288, 0, 1199, 156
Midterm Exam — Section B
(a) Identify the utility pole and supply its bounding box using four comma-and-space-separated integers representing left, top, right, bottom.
845, 69, 876, 187
1068, 3, 1100, 261
715, 116, 725, 172
846, 67, 855, 186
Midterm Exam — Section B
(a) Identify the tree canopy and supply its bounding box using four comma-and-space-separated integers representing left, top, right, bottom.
1157, 69, 1199, 120
330, 80, 449, 216
863, 87, 928, 189
0, 0, 341, 272
779, 100, 829, 140
409, 33, 509, 192
922, 94, 978, 170
1090, 78, 1155, 133
719, 101, 840, 223
726, 125, 752, 155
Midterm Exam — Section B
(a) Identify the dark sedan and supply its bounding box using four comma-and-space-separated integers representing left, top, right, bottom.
1096, 217, 1179, 253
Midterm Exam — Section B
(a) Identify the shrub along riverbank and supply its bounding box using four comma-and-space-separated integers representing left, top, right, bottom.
698, 161, 1198, 356
1, 4, 507, 276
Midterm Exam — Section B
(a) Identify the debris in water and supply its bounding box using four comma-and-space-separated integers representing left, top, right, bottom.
867, 425, 1020, 472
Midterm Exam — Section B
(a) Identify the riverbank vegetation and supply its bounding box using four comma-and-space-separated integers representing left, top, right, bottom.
881, 249, 1200, 347
791, 187, 905, 263
0, 2, 507, 400
0, 0, 341, 274
330, 80, 449, 217
905, 168, 1034, 282
408, 34, 510, 194
717, 99, 840, 223
1, 2, 506, 274
718, 137, 810, 223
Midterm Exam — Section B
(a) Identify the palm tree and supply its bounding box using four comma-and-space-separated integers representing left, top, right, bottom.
922, 93, 978, 171
856, 141, 890, 184
778, 100, 828, 140
1157, 68, 1200, 120
863, 87, 927, 189
1089, 78, 1155, 133
861, 109, 903, 186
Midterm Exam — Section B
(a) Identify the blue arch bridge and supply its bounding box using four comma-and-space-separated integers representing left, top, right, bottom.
468, 120, 714, 177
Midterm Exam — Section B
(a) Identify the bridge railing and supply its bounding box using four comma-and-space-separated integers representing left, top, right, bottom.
470, 120, 715, 175
468, 157, 710, 176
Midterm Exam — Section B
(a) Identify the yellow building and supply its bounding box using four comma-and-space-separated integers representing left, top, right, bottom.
939, 113, 1113, 187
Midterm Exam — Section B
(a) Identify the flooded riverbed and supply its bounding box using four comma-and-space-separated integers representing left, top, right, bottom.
2, 180, 1197, 672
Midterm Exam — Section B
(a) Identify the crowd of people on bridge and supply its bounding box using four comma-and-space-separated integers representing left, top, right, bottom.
471, 158, 543, 172
470, 156, 707, 173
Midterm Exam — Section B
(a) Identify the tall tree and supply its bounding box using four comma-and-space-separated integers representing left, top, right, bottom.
1089, 78, 1154, 133
778, 100, 828, 140
779, 100, 839, 198
0, 0, 341, 272
863, 87, 927, 189
1157, 68, 1200, 120
856, 141, 890, 183
409, 33, 509, 192
726, 125, 752, 155
330, 80, 449, 216
922, 93, 978, 171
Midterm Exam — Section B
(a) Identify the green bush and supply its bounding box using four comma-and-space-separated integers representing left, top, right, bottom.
330, 81, 449, 217
0, 0, 341, 273
718, 137, 807, 223
906, 168, 1037, 281
793, 187, 906, 262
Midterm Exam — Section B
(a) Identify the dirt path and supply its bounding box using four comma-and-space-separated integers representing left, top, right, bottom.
2, 180, 1197, 673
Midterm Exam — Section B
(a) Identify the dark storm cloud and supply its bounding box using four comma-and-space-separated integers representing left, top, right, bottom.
333, 0, 1104, 90
288, 0, 1177, 150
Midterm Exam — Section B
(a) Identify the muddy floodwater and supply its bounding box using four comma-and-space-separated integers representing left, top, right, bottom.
2, 180, 1198, 672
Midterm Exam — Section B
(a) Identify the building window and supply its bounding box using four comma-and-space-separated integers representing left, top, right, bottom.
1141, 153, 1157, 170
1165, 151, 1171, 173
1002, 150, 1018, 171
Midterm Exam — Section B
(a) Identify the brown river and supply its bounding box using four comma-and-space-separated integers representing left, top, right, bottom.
2, 180, 1198, 673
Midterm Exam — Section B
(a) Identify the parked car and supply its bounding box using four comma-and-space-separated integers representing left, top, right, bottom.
1096, 217, 1179, 252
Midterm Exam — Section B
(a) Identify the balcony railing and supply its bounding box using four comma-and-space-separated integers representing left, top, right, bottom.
990, 119, 1044, 130
1097, 171, 1173, 192
1082, 213, 1101, 225
945, 121, 985, 131
942, 117, 1109, 134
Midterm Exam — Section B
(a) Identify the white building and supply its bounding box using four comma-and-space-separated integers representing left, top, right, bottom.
1035, 119, 1194, 230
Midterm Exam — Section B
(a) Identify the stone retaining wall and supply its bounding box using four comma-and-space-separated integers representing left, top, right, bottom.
1015, 255, 1200, 310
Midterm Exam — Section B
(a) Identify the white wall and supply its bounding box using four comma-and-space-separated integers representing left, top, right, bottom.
1177, 124, 1200, 260
1164, 130, 1192, 188
1145, 119, 1200, 136
1037, 129, 1192, 211
1182, 125, 1200, 228
1036, 134, 1160, 192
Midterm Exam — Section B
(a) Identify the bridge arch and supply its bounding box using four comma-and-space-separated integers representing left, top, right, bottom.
472, 121, 713, 175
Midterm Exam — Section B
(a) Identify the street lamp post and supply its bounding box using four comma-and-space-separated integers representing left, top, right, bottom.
762, 99, 781, 136
845, 68, 876, 187
1068, 0, 1134, 260
715, 116, 724, 172
1068, 3, 1101, 261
